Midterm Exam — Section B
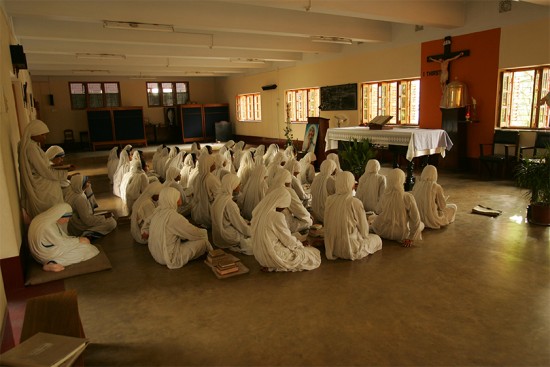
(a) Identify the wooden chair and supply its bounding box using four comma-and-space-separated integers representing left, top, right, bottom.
479, 130, 520, 179
20, 290, 86, 343
520, 131, 550, 160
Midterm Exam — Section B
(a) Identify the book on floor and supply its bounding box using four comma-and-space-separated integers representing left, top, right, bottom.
472, 205, 502, 217
0, 332, 89, 367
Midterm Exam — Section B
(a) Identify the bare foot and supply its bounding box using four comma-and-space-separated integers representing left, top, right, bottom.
260, 266, 270, 273
43, 262, 65, 272
401, 239, 413, 247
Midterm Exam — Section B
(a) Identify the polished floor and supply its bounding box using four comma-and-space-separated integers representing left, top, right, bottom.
16, 146, 550, 366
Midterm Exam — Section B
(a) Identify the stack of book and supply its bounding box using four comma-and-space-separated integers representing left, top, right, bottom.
204, 249, 249, 279
214, 257, 240, 276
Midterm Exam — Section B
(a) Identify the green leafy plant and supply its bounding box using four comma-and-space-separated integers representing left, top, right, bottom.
339, 138, 377, 179
284, 102, 297, 150
515, 143, 550, 205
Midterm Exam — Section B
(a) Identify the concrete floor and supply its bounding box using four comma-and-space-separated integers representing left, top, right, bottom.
48, 147, 550, 365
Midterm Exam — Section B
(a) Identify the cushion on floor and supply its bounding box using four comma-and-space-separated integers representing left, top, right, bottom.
25, 244, 112, 286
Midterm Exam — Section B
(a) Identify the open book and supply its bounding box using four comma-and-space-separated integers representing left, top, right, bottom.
0, 332, 89, 367
368, 115, 393, 125
471, 205, 502, 217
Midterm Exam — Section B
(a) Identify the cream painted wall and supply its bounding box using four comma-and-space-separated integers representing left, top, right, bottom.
1, 0, 33, 342
499, 17, 550, 69
31, 76, 223, 145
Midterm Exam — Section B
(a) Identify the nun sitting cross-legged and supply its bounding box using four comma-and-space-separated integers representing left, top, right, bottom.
211, 173, 253, 255
142, 187, 212, 269
28, 203, 100, 272
251, 187, 321, 272
324, 171, 382, 261
65, 175, 117, 238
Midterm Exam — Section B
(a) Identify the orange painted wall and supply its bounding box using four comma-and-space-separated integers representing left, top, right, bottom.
420, 28, 501, 159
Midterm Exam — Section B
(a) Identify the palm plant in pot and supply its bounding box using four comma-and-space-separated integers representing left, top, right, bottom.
515, 144, 550, 225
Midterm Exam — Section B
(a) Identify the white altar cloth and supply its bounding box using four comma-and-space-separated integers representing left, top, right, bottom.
325, 127, 453, 161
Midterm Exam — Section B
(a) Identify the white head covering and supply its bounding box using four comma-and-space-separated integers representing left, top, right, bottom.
250, 187, 291, 239
356, 159, 386, 213
130, 181, 163, 244
266, 168, 291, 195
299, 152, 316, 184
165, 166, 181, 184
310, 159, 337, 223
239, 164, 268, 220
45, 145, 65, 161
28, 203, 72, 259
376, 168, 406, 222
211, 174, 241, 241
327, 153, 342, 171
412, 165, 448, 229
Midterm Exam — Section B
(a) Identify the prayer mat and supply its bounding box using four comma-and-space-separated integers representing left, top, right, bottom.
25, 245, 112, 286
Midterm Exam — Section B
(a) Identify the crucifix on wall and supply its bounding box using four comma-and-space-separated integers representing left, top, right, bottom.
427, 36, 470, 90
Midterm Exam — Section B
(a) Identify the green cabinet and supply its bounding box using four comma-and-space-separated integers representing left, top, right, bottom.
178, 103, 229, 142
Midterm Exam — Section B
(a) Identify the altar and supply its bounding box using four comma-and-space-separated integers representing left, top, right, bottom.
325, 127, 453, 190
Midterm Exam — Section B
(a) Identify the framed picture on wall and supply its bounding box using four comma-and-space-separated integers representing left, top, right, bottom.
165, 107, 176, 126
301, 123, 319, 153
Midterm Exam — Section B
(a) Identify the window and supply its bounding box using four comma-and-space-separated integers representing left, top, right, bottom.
285, 88, 320, 123
69, 82, 121, 109
146, 82, 189, 107
498, 66, 549, 129
361, 79, 420, 125
236, 93, 261, 122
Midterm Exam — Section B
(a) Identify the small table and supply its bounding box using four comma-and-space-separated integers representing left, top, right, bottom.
325, 127, 453, 190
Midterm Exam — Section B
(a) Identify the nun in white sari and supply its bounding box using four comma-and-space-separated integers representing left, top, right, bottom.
65, 175, 117, 237
372, 169, 424, 247
28, 203, 99, 272
143, 187, 211, 269
356, 159, 387, 213
251, 188, 321, 272
211, 174, 253, 254
238, 164, 268, 220
267, 169, 312, 234
120, 159, 149, 216
266, 151, 287, 187
18, 120, 68, 218
310, 159, 337, 223
324, 171, 382, 260
179, 153, 196, 189
191, 154, 221, 228
236, 150, 255, 188
298, 152, 316, 185
107, 146, 120, 184
286, 159, 310, 207
164, 166, 191, 216
412, 165, 457, 229
131, 182, 162, 244
112, 149, 130, 197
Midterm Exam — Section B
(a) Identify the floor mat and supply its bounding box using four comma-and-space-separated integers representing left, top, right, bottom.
25, 245, 112, 286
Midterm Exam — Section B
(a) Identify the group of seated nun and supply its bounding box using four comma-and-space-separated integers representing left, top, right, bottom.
106, 138, 454, 272
18, 120, 118, 273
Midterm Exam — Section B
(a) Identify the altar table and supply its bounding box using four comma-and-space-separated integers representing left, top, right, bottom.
325, 127, 453, 190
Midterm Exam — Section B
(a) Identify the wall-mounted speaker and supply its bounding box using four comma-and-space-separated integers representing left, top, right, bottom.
261, 84, 277, 91
10, 45, 28, 70
48, 94, 55, 106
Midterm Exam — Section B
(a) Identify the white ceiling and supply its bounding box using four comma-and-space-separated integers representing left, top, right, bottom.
4, 0, 549, 78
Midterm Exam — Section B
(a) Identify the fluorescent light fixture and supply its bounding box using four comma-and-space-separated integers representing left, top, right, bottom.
76, 53, 126, 60
230, 58, 266, 64
311, 36, 353, 45
103, 20, 174, 32
72, 69, 110, 75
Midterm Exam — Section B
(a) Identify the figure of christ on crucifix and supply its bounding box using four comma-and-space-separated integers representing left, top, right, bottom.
427, 36, 470, 91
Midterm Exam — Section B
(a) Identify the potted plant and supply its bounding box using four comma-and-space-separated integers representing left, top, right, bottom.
339, 138, 377, 180
515, 144, 550, 225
